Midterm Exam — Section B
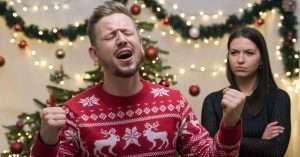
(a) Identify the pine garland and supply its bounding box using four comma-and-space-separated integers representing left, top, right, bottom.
0, 1, 153, 43
141, 0, 299, 79
0, 0, 298, 78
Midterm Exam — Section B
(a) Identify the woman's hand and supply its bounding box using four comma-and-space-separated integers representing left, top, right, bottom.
262, 121, 284, 140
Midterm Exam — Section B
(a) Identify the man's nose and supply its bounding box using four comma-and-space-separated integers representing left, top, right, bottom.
116, 31, 127, 47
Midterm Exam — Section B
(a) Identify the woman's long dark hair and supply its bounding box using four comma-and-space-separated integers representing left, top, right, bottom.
226, 27, 278, 115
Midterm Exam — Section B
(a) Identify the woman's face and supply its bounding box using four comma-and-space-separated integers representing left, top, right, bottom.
228, 37, 261, 79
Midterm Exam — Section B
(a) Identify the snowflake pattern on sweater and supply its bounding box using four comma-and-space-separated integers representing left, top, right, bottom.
31, 80, 241, 157
79, 95, 100, 107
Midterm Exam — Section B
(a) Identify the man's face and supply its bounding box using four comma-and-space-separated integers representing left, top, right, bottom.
89, 13, 144, 78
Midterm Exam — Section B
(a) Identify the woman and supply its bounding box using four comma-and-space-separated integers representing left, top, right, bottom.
201, 27, 291, 157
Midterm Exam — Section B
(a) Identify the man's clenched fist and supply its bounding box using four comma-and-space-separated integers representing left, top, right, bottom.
40, 107, 66, 145
221, 88, 246, 128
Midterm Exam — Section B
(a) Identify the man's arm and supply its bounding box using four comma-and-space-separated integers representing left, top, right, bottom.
30, 107, 80, 157
177, 93, 243, 157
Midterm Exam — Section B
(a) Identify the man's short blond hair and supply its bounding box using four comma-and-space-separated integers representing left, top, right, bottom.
87, 1, 133, 45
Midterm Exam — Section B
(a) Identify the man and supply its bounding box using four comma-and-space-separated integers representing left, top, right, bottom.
31, 1, 245, 156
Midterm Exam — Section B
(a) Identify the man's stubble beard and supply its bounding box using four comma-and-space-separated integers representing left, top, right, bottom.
113, 54, 144, 78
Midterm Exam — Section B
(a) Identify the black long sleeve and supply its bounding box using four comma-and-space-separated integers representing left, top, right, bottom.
201, 88, 291, 157
201, 91, 222, 137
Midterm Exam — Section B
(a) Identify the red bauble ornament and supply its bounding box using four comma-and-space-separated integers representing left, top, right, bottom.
10, 142, 23, 154
255, 18, 265, 27
18, 40, 28, 49
14, 24, 22, 32
15, 121, 24, 130
146, 46, 158, 60
0, 56, 5, 67
162, 17, 170, 25
130, 4, 141, 15
287, 32, 293, 41
47, 95, 56, 107
189, 85, 200, 96
159, 80, 170, 87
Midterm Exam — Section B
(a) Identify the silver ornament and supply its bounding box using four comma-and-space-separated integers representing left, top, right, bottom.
189, 27, 200, 38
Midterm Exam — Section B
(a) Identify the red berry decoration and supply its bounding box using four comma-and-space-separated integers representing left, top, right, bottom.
159, 80, 170, 87
18, 40, 28, 49
162, 17, 170, 25
15, 121, 24, 130
0, 56, 5, 67
189, 85, 200, 96
130, 4, 141, 15
14, 24, 22, 32
255, 18, 265, 27
146, 46, 158, 60
10, 142, 23, 154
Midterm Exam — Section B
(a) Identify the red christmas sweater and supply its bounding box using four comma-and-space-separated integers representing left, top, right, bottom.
31, 80, 242, 157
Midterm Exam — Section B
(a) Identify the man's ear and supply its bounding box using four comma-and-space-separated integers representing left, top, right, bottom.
88, 46, 100, 65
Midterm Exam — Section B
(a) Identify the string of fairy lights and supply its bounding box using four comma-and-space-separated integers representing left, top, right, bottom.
138, 0, 297, 51
7, 30, 300, 94
8, 31, 88, 85
137, 0, 300, 81
0, 0, 299, 91
4, 0, 84, 31
143, 0, 258, 23
6, 0, 71, 12
2, 0, 299, 94
134, 0, 300, 93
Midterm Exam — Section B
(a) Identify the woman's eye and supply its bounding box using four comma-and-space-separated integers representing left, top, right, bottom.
245, 51, 255, 55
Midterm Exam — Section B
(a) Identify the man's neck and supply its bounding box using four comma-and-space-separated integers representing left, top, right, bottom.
102, 73, 143, 97
235, 75, 258, 96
